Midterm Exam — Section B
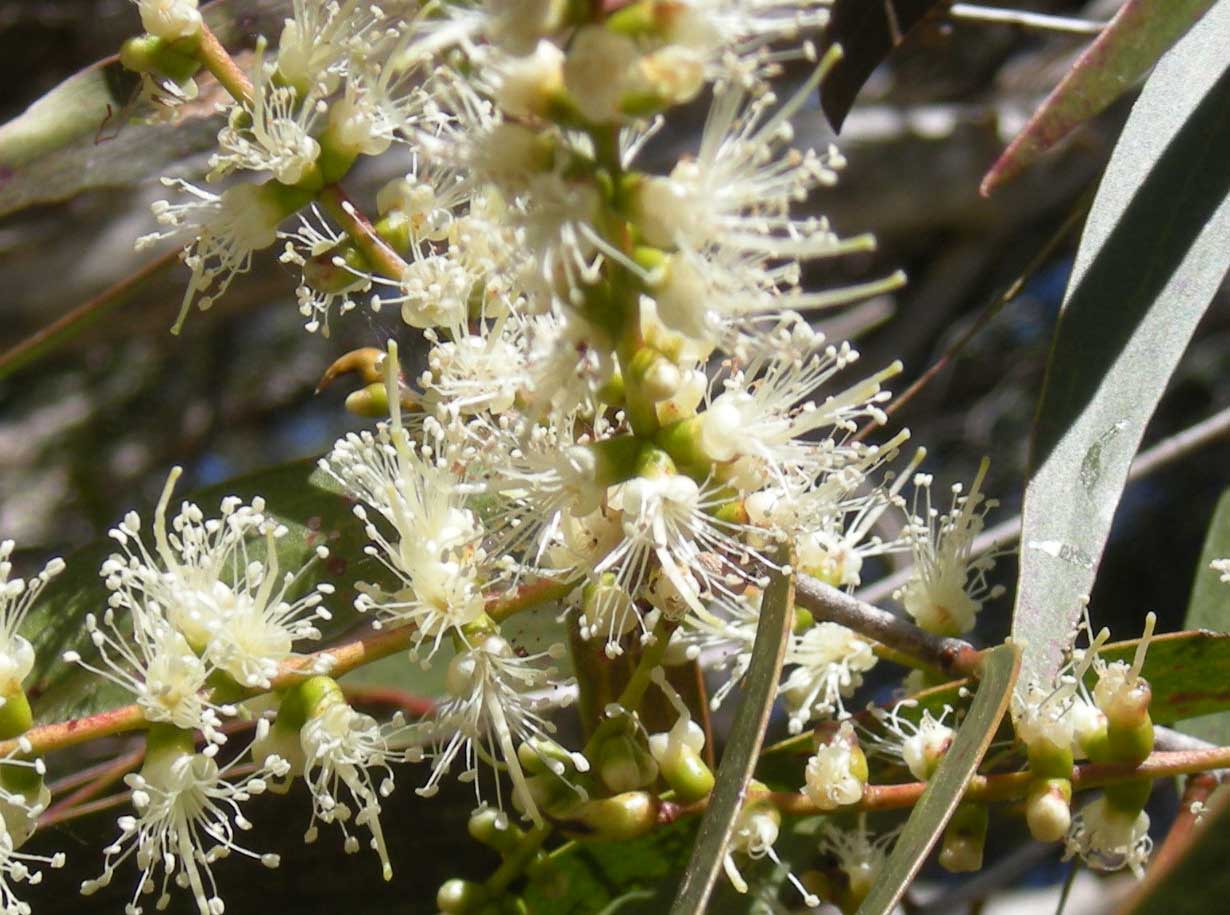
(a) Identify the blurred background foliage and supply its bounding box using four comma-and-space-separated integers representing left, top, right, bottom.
0, 1, 1227, 911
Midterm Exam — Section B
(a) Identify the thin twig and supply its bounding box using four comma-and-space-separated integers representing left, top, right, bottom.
794, 572, 982, 678
0, 249, 180, 380
41, 747, 145, 824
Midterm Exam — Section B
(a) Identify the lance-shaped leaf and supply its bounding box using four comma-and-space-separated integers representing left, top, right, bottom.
1011, 2, 1230, 691
818, 0, 945, 131
856, 642, 1020, 915
982, 0, 1215, 195
0, 0, 290, 218
668, 556, 794, 915
1178, 489, 1230, 744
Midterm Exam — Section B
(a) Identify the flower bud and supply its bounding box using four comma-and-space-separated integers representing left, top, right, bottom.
597, 733, 660, 793
345, 382, 391, 418
468, 807, 521, 853
570, 792, 656, 841
437, 878, 487, 914
137, 0, 202, 42
939, 803, 988, 873
562, 26, 643, 123
1025, 777, 1072, 843
496, 40, 565, 119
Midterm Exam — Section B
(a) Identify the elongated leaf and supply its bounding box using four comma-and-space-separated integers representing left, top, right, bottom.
819, 0, 944, 131
856, 642, 1020, 915
1178, 489, 1230, 743
24, 459, 383, 723
668, 559, 795, 915
1118, 787, 1230, 915
982, 0, 1215, 195
0, 0, 290, 217
1011, 3, 1230, 691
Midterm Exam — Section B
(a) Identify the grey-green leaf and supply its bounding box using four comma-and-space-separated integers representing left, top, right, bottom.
1177, 488, 1230, 743
668, 557, 795, 915
1011, 1, 1230, 690
0, 0, 290, 218
856, 642, 1020, 915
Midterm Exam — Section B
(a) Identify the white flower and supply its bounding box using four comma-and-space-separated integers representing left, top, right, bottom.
818, 814, 896, 902
1212, 557, 1230, 583
98, 467, 333, 691
0, 542, 63, 694
867, 701, 955, 781
724, 800, 819, 907
779, 622, 876, 733
209, 57, 323, 185
628, 66, 899, 335
493, 40, 565, 119
584, 473, 770, 654
1064, 796, 1153, 878
895, 459, 1004, 636
415, 635, 579, 826
82, 739, 288, 915
66, 609, 231, 743
135, 0, 201, 41
278, 208, 370, 335
697, 318, 902, 490
0, 809, 65, 915
1090, 611, 1156, 727
299, 702, 414, 880
322, 345, 488, 660
803, 721, 865, 810
138, 179, 291, 333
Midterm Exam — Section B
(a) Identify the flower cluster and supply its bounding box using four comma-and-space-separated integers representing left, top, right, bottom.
0, 0, 1055, 910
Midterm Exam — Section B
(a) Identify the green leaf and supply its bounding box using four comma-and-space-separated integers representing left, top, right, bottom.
1010, 2, 1230, 691
981, 0, 1215, 194
24, 459, 383, 723
1177, 489, 1230, 743
667, 558, 795, 915
0, 0, 290, 218
856, 642, 1020, 915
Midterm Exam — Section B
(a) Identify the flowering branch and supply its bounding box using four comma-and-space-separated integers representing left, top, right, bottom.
659, 746, 1230, 824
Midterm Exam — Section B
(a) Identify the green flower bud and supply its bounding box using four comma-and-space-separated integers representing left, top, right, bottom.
437, 878, 487, 914
467, 808, 522, 853
345, 382, 391, 417
657, 740, 714, 803
596, 733, 659, 793
570, 791, 656, 841
939, 803, 988, 873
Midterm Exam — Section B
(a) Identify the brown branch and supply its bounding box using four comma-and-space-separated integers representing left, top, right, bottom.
794, 572, 982, 678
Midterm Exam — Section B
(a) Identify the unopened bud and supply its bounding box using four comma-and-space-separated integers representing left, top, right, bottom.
1025, 777, 1072, 843
437, 878, 486, 914
597, 734, 660, 794
940, 803, 988, 873
570, 791, 656, 841
467, 808, 520, 853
